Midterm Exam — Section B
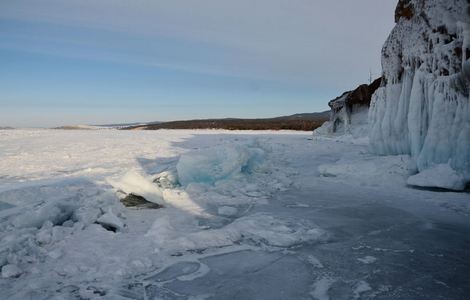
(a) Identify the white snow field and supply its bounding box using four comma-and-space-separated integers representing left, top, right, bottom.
0, 129, 469, 299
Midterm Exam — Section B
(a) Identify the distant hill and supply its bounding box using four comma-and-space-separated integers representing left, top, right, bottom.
54, 125, 102, 130
124, 111, 330, 131
94, 121, 161, 129
54, 121, 162, 130
0, 126, 15, 130
270, 112, 330, 121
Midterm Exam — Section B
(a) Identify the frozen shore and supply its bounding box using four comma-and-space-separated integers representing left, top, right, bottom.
0, 129, 469, 299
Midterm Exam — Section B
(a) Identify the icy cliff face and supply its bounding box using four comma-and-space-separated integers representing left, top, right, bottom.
314, 78, 381, 138
369, 0, 470, 181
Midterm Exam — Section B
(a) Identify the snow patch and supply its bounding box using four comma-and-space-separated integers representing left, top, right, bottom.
108, 170, 164, 205
310, 277, 335, 300
353, 280, 372, 299
318, 155, 413, 186
357, 256, 377, 264
1, 264, 22, 278
96, 209, 125, 232
407, 164, 467, 191
217, 206, 238, 216
146, 213, 328, 253
307, 255, 324, 268
11, 199, 77, 229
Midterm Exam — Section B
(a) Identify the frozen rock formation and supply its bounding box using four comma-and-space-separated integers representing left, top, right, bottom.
369, 0, 470, 182
407, 163, 467, 190
314, 78, 381, 138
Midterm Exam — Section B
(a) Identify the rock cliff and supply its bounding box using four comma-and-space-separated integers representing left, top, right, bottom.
314, 78, 381, 137
368, 0, 470, 181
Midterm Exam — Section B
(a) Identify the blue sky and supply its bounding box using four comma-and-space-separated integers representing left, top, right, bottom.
0, 0, 397, 127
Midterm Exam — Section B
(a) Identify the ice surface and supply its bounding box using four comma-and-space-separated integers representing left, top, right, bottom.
318, 154, 413, 186
307, 255, 324, 268
357, 256, 377, 264
11, 199, 78, 229
217, 206, 238, 216
153, 170, 179, 189
159, 249, 313, 299
0, 129, 469, 299
1, 264, 22, 278
146, 261, 201, 282
96, 209, 125, 232
225, 213, 328, 247
407, 163, 467, 191
176, 144, 265, 186
353, 280, 372, 299
145, 212, 327, 254
310, 277, 335, 300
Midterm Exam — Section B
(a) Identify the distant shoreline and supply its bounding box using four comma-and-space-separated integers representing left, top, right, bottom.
124, 112, 329, 131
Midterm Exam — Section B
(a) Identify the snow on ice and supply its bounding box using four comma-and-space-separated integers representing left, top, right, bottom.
1, 264, 22, 279
0, 129, 469, 299
407, 163, 467, 191
217, 206, 238, 216
357, 256, 377, 264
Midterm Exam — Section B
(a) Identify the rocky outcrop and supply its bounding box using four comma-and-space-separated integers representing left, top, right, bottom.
395, 0, 414, 22
369, 0, 470, 181
314, 78, 381, 137
120, 193, 163, 209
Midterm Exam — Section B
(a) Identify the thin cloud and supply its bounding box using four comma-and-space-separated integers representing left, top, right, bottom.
0, 0, 397, 88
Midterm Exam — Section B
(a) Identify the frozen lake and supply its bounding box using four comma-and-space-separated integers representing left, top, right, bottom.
0, 129, 469, 299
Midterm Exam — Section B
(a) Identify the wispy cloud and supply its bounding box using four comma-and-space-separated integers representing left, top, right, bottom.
0, 0, 396, 89
0, 0, 397, 127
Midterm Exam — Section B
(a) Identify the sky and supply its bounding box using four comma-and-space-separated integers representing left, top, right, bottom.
0, 0, 397, 127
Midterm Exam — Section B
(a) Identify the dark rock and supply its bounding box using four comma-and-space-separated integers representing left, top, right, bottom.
96, 222, 118, 232
326, 77, 382, 133
395, 0, 414, 23
328, 77, 382, 111
120, 193, 163, 209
